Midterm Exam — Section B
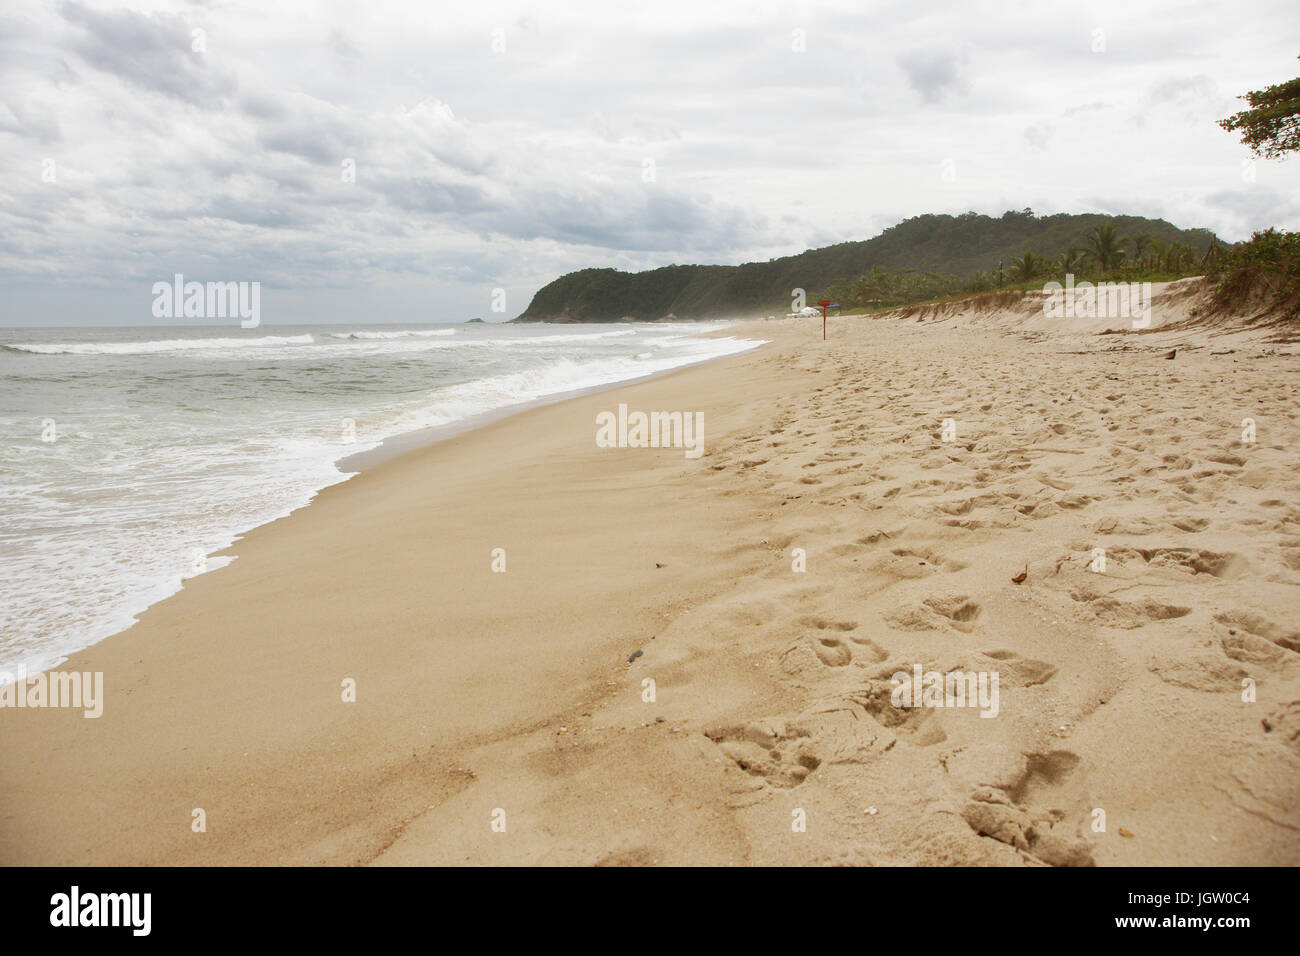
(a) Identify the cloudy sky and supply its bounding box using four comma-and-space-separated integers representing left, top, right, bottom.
2, 0, 1297, 326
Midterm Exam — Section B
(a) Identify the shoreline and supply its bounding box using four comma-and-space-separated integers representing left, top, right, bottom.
338, 328, 766, 472
2, 305, 1298, 866
1, 323, 767, 679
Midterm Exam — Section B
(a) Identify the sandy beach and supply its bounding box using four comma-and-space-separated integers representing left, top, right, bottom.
3, 282, 1299, 867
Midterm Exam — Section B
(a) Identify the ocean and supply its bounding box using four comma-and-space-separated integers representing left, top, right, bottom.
0, 321, 765, 676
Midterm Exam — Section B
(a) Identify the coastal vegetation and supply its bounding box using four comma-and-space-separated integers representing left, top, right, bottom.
1203, 228, 1300, 320
516, 210, 1218, 321
1203, 61, 1300, 319
826, 219, 1218, 313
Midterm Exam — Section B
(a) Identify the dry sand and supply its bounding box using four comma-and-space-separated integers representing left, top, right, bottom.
3, 279, 1299, 866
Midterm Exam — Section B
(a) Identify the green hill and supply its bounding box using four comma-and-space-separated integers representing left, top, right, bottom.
514, 209, 1219, 321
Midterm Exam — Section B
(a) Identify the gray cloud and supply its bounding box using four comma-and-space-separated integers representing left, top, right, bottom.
1203, 186, 1300, 236
1024, 123, 1052, 151
897, 47, 970, 103
60, 0, 236, 107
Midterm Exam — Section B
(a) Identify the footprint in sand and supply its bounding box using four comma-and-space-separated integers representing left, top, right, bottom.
846, 679, 949, 746
1214, 611, 1300, 652
925, 595, 983, 632
1069, 591, 1191, 629
891, 547, 969, 572
792, 617, 860, 667
847, 634, 889, 663
705, 720, 823, 789
798, 615, 858, 632
1138, 547, 1248, 579
1012, 750, 1082, 804
980, 649, 1059, 686
1146, 651, 1248, 692
811, 636, 853, 666
1219, 628, 1295, 668
961, 750, 1095, 867
1093, 516, 1160, 535
884, 595, 983, 633
1057, 493, 1097, 510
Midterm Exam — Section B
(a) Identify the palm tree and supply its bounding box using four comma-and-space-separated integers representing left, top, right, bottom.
1161, 242, 1187, 272
1011, 251, 1044, 281
855, 266, 893, 306
1057, 245, 1089, 275
1147, 238, 1167, 273
1086, 221, 1129, 272
1131, 233, 1152, 266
